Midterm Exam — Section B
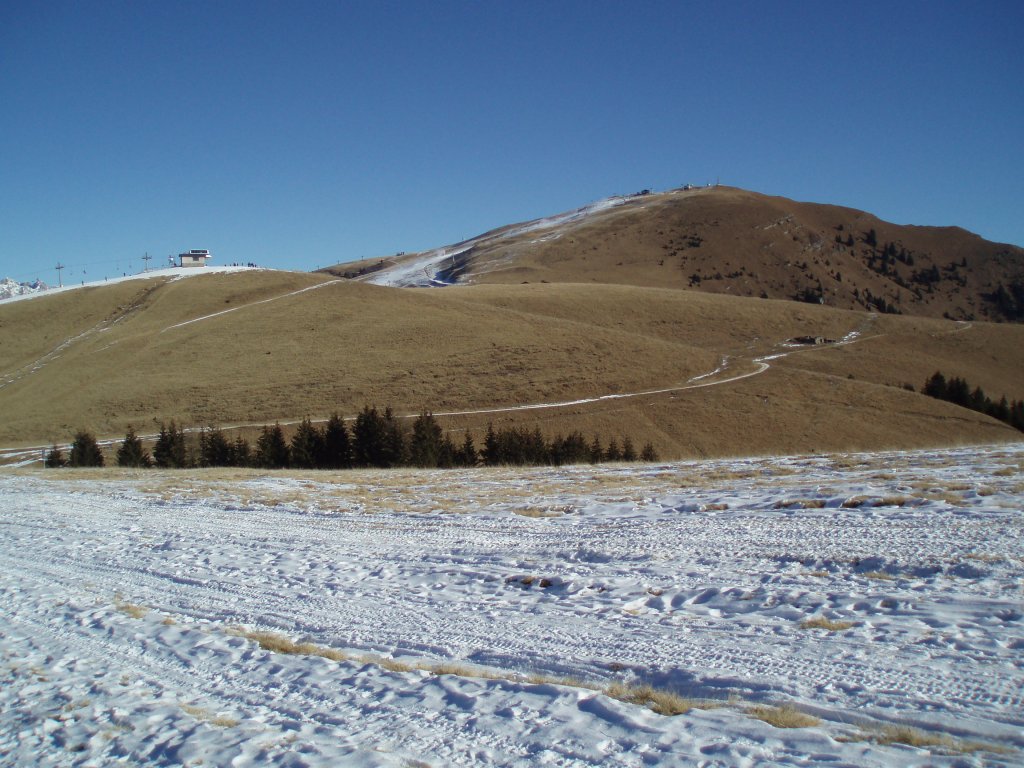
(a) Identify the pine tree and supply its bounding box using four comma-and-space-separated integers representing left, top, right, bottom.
290, 418, 324, 469
922, 371, 947, 400
255, 423, 290, 469
381, 407, 407, 468
69, 430, 104, 467
116, 426, 150, 468
321, 413, 352, 469
44, 445, 65, 468
232, 436, 252, 468
410, 412, 444, 467
589, 435, 603, 463
621, 436, 637, 462
482, 423, 499, 466
438, 433, 457, 468
640, 442, 659, 462
605, 438, 622, 462
200, 426, 232, 467
353, 405, 387, 467
455, 430, 477, 467
153, 421, 187, 468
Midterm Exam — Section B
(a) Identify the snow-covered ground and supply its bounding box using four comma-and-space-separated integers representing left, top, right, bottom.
1, 444, 1022, 766
0, 266, 261, 305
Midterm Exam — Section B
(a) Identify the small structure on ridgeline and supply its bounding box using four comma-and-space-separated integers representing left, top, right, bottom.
789, 335, 835, 346
178, 249, 212, 267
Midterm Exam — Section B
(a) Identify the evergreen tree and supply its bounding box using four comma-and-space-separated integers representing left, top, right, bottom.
454, 430, 477, 467
290, 418, 324, 469
116, 426, 150, 468
945, 376, 971, 408
922, 371, 947, 400
69, 430, 104, 467
621, 436, 637, 462
438, 432, 457, 468
232, 436, 252, 468
605, 438, 622, 462
321, 413, 352, 469
589, 435, 603, 464
410, 412, 444, 467
482, 423, 499, 466
153, 421, 187, 468
44, 445, 65, 468
353, 405, 388, 467
381, 407, 408, 468
255, 423, 290, 469
200, 426, 232, 467
640, 442, 659, 462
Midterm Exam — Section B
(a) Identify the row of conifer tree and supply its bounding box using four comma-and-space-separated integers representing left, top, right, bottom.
45, 406, 659, 469
920, 372, 1024, 432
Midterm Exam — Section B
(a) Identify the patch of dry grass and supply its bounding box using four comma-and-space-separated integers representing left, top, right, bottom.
180, 703, 240, 728
773, 498, 827, 509
512, 506, 564, 518
228, 628, 349, 662
114, 597, 149, 619
747, 704, 821, 729
838, 724, 1015, 756
604, 682, 699, 716
800, 616, 855, 632
863, 570, 895, 581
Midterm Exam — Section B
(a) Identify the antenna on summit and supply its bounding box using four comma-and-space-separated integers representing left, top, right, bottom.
55, 262, 64, 288
142, 252, 152, 272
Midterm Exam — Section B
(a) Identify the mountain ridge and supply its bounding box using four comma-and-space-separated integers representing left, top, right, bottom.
320, 186, 1024, 322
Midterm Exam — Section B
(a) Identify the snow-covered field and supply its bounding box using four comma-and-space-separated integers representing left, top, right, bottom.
2, 445, 1022, 766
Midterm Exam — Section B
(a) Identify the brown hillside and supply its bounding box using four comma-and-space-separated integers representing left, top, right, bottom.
325, 187, 1024, 322
1, 270, 1021, 460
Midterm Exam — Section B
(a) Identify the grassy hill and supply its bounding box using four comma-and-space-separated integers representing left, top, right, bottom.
1, 268, 1021, 459
323, 186, 1024, 322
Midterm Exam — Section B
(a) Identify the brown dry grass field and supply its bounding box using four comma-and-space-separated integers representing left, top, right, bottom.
350, 186, 1023, 322
1, 267, 1021, 458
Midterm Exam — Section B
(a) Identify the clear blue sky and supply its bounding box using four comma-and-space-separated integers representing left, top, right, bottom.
2, 0, 1022, 284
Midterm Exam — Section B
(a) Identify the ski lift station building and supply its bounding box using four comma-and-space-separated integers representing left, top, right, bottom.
178, 249, 212, 267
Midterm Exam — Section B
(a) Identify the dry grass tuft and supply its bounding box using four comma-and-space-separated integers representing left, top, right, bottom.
861, 724, 1014, 755
230, 629, 349, 662
863, 570, 895, 581
747, 704, 821, 729
370, 656, 414, 673
604, 682, 697, 716
513, 506, 563, 518
701, 502, 729, 511
800, 616, 855, 632
773, 498, 826, 509
114, 599, 149, 619
180, 703, 240, 728
873, 495, 917, 507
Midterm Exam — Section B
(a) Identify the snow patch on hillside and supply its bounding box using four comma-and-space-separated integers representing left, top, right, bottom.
0, 266, 262, 304
364, 196, 631, 287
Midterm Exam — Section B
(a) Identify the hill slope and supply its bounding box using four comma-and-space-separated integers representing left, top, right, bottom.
322, 187, 1024, 322
1, 269, 1021, 458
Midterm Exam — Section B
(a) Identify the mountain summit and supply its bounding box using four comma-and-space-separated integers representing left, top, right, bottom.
322, 186, 1024, 322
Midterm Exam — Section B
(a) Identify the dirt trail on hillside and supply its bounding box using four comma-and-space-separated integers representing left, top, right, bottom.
0, 316, 877, 463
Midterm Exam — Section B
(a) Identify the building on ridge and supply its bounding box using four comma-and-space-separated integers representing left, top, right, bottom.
178, 249, 212, 267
